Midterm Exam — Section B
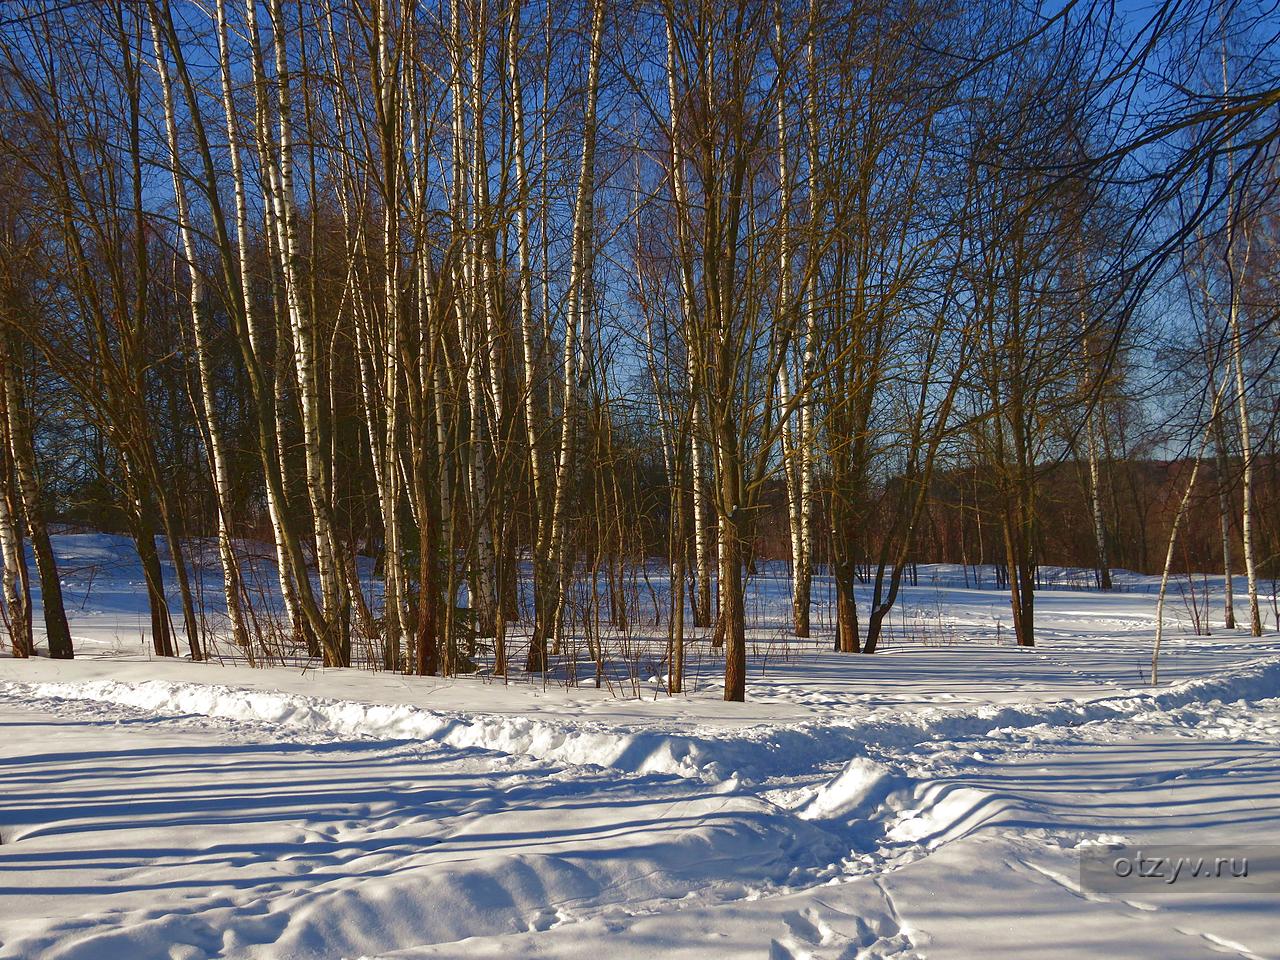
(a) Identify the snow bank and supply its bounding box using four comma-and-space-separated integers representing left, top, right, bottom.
5, 653, 1278, 786
0, 677, 742, 781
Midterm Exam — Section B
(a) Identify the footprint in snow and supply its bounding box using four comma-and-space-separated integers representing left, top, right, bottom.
767, 904, 917, 959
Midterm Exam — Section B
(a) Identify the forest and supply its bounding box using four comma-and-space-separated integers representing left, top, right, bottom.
1, 0, 1278, 701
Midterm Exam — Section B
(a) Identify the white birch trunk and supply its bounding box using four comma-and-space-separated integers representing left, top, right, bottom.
375, 0, 408, 668
775, 19, 810, 637
149, 9, 250, 656
795, 11, 820, 638
1227, 232, 1260, 634
509, 0, 545, 552
541, 0, 604, 664
469, 0, 500, 638
1214, 413, 1236, 628
216, 0, 305, 645
666, 17, 713, 629
1078, 284, 1110, 591
0, 395, 30, 656
1085, 403, 1110, 590
1154, 375, 1229, 684
264, 0, 346, 662
1220, 33, 1261, 636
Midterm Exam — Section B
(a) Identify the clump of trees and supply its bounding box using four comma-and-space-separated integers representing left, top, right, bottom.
0, 0, 1277, 698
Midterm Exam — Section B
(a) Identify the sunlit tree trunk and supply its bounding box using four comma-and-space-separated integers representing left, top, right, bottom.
1219, 32, 1261, 636
468, 0, 500, 645
149, 6, 250, 658
665, 17, 713, 630
216, 0, 303, 649
1213, 411, 1236, 628
793, 9, 821, 639
774, 20, 808, 637
264, 0, 348, 664
1085, 403, 1111, 591
1226, 226, 1259, 634
510, 0, 552, 672
1155, 376, 1228, 684
534, 0, 604, 671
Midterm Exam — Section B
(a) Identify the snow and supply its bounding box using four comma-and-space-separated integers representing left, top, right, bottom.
2, 534, 1279, 958
798, 758, 893, 822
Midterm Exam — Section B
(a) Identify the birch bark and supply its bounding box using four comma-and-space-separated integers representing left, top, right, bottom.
148, 7, 251, 656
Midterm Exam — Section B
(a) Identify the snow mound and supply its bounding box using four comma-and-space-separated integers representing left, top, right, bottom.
799, 758, 894, 821
0, 677, 748, 781
5, 653, 1279, 787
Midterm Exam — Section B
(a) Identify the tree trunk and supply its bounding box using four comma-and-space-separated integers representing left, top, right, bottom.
665, 17, 713, 631
1, 336, 72, 658
1214, 411, 1237, 628
1220, 41, 1261, 637
128, 507, 175, 658
1227, 233, 1260, 635
833, 555, 860, 653
536, 0, 603, 670
720, 510, 746, 702
0, 406, 31, 657
1085, 402, 1111, 590
668, 473, 687, 694
1154, 379, 1225, 684
265, 0, 348, 665
149, 9, 250, 658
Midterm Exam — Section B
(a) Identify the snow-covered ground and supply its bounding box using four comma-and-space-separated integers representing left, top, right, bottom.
2, 535, 1279, 958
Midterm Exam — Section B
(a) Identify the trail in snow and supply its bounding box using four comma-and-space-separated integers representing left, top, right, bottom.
4, 535, 1280, 958
4, 640, 1280, 959
4, 645, 1278, 785
0, 690, 843, 960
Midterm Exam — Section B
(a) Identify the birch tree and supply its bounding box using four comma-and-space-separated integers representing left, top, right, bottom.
0, 338, 30, 656
148, 3, 250, 658
0, 327, 72, 658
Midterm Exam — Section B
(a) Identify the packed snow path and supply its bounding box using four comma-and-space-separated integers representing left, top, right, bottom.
3, 635, 1280, 959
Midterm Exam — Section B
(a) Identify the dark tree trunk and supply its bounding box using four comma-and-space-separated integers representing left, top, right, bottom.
2, 341, 72, 659
834, 557, 860, 653
720, 516, 745, 701
131, 520, 175, 658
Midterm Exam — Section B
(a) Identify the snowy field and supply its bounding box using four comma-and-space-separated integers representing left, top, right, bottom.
2, 535, 1279, 958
